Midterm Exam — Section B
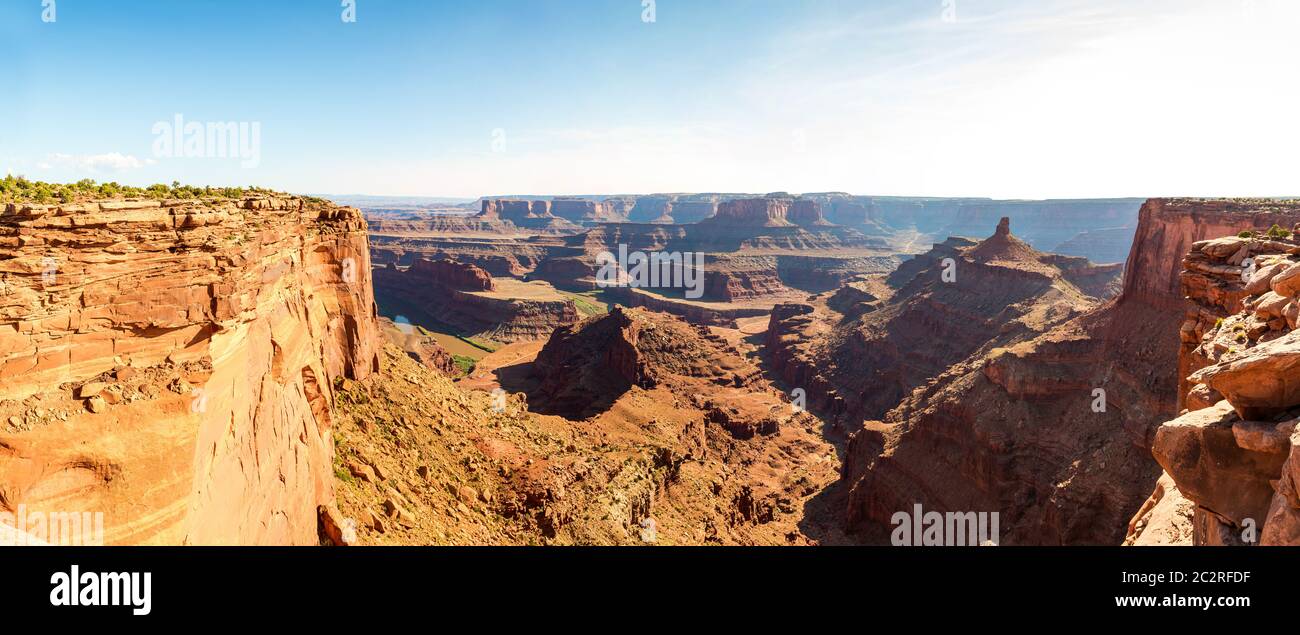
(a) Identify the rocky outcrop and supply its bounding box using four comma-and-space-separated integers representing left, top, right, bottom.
369, 234, 560, 277
333, 333, 840, 545
767, 219, 1114, 432
374, 260, 579, 343
408, 258, 495, 292
1145, 208, 1300, 545
767, 215, 1192, 544
477, 199, 580, 232
603, 287, 770, 327
0, 195, 379, 545
525, 221, 895, 304
550, 198, 626, 224
705, 197, 827, 228
826, 200, 1300, 545
528, 307, 763, 419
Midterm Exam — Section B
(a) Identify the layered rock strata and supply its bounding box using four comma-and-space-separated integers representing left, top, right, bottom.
1142, 205, 1300, 545
373, 260, 579, 343
0, 195, 379, 545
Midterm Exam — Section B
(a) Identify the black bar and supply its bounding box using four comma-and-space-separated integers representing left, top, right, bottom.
1, 547, 1288, 621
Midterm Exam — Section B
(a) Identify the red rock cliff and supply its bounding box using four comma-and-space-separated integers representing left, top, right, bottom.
1134, 203, 1300, 545
0, 195, 379, 545
408, 258, 496, 291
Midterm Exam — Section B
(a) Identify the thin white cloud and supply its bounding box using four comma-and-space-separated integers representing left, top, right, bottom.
37, 152, 154, 173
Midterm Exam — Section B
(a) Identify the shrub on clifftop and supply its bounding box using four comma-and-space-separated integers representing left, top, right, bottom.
0, 176, 273, 204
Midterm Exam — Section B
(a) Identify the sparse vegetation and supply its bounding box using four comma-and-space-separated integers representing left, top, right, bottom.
561, 291, 610, 317
1239, 230, 1257, 239
460, 337, 498, 354
452, 355, 477, 376
1267, 224, 1292, 239
0, 176, 272, 204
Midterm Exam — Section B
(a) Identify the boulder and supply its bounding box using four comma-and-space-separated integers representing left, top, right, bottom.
1253, 291, 1290, 320
1152, 401, 1286, 527
1244, 261, 1288, 295
1271, 262, 1300, 297
1191, 330, 1300, 419
318, 505, 356, 546
1200, 236, 1249, 259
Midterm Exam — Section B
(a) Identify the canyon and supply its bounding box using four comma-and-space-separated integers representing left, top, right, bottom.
373, 258, 581, 343
5, 183, 1296, 548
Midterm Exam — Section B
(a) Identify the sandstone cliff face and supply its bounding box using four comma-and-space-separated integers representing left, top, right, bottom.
766, 217, 1182, 544
369, 234, 559, 277
0, 195, 379, 545
477, 199, 579, 232
817, 200, 1300, 545
550, 198, 626, 224
706, 197, 817, 228
767, 219, 1111, 433
1140, 207, 1300, 545
373, 260, 579, 343
408, 258, 495, 291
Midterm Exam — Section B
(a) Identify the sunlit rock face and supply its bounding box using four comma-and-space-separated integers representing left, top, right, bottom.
0, 195, 379, 545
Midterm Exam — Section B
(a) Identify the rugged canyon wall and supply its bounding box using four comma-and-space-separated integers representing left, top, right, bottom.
1133, 202, 1300, 545
477, 199, 580, 232
767, 219, 1112, 433
550, 198, 627, 224
0, 195, 379, 545
373, 259, 579, 342
705, 197, 825, 228
334, 307, 843, 545
830, 199, 1300, 545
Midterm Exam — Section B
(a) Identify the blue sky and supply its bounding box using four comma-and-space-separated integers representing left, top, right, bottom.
1, 0, 1297, 198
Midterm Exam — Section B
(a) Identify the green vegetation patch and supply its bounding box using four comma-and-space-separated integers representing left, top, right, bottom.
1, 176, 272, 204
452, 355, 477, 376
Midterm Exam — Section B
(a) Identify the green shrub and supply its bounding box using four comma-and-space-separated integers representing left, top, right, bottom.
452, 355, 477, 376
0, 178, 271, 204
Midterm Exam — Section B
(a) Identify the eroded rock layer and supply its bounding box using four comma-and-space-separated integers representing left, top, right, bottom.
1142, 205, 1300, 545
373, 260, 580, 343
0, 195, 379, 545
329, 310, 846, 545
824, 200, 1300, 545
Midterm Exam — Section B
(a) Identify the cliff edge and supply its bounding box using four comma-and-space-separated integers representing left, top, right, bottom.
0, 194, 379, 545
